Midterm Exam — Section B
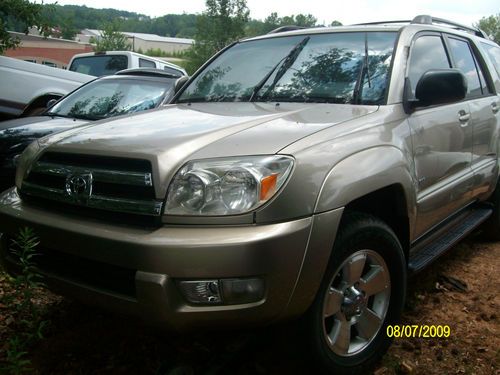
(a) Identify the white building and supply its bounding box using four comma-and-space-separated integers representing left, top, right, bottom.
76, 29, 194, 54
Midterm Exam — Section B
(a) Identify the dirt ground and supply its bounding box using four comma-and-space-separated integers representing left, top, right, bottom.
0, 234, 499, 375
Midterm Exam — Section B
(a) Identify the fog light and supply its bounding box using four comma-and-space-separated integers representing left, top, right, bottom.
178, 277, 265, 305
178, 280, 222, 304
221, 278, 264, 304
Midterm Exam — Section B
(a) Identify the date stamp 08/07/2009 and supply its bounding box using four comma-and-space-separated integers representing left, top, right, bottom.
386, 325, 451, 338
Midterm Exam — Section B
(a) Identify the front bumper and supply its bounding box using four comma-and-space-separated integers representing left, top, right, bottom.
0, 188, 342, 330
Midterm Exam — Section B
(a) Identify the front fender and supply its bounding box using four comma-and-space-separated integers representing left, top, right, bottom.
314, 146, 416, 219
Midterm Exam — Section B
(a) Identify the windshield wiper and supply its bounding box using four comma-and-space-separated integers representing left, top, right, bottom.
269, 95, 348, 104
353, 33, 371, 104
46, 112, 101, 120
45, 112, 70, 118
70, 114, 103, 121
249, 36, 310, 102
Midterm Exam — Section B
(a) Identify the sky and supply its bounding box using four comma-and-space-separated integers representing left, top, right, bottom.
48, 0, 498, 27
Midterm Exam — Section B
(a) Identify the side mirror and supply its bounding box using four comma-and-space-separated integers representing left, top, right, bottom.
174, 76, 190, 94
46, 98, 58, 109
403, 69, 467, 113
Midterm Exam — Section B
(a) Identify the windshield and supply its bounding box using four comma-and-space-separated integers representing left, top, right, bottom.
69, 55, 128, 76
48, 78, 172, 120
178, 32, 397, 105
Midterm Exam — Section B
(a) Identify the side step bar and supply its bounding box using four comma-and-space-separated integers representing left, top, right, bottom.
408, 206, 492, 274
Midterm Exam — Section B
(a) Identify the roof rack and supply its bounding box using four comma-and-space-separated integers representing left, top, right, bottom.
267, 25, 305, 34
355, 15, 488, 39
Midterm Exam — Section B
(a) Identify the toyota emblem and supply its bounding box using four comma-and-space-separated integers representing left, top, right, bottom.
65, 173, 93, 203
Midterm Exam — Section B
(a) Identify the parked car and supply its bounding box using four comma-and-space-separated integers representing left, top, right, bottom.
68, 51, 187, 77
0, 56, 93, 120
0, 68, 182, 192
1, 15, 499, 374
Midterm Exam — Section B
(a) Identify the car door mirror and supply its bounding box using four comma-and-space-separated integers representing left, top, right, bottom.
404, 69, 467, 113
46, 98, 58, 109
174, 76, 189, 94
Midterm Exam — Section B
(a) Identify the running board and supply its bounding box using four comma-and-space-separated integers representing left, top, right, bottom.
408, 206, 492, 274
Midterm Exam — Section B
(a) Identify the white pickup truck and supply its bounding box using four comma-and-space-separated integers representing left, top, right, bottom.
0, 55, 93, 119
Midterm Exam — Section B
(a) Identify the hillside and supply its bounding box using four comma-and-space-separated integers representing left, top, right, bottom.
4, 4, 198, 39
3, 4, 324, 40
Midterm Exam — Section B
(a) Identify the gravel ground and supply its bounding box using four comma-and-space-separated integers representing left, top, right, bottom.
0, 234, 498, 375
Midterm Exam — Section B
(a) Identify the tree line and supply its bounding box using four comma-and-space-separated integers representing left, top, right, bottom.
2, 3, 331, 42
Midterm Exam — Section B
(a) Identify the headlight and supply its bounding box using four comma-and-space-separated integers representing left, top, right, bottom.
15, 140, 41, 189
165, 155, 294, 216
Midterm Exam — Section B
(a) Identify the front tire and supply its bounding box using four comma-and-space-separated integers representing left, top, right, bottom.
304, 212, 406, 374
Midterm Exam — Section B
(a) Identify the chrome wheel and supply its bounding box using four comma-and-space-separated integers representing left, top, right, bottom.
322, 249, 390, 356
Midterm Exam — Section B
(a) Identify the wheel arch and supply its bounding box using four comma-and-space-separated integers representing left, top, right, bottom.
283, 147, 414, 319
314, 146, 416, 245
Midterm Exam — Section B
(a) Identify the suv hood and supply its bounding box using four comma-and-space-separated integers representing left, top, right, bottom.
43, 102, 377, 195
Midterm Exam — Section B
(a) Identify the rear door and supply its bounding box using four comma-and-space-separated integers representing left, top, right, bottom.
444, 37, 500, 200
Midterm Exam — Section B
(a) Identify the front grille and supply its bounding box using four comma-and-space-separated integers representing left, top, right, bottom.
20, 152, 164, 223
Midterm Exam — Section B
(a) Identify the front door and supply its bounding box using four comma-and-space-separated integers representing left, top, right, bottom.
407, 33, 474, 237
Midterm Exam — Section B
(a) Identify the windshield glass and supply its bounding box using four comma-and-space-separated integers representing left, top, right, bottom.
48, 78, 172, 120
69, 55, 128, 76
178, 31, 397, 105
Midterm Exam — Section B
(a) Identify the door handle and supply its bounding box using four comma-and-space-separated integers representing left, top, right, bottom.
492, 102, 499, 114
458, 110, 470, 126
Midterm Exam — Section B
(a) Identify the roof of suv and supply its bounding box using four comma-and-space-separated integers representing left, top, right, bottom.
246, 15, 491, 43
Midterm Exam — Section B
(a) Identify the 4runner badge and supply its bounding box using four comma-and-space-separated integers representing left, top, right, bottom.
65, 173, 93, 203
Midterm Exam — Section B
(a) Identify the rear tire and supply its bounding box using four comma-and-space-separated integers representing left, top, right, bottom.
303, 212, 406, 374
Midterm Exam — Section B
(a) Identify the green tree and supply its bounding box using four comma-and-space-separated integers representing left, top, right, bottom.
245, 12, 320, 37
91, 21, 131, 52
186, 0, 249, 73
477, 14, 500, 44
330, 20, 343, 27
60, 17, 77, 40
0, 0, 53, 54
282, 14, 317, 28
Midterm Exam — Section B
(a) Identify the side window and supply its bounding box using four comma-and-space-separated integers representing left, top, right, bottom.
481, 42, 500, 79
164, 66, 182, 76
447, 38, 483, 97
408, 35, 451, 95
139, 58, 156, 68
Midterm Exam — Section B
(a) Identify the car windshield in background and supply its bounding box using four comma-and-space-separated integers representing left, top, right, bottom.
69, 55, 128, 76
47, 78, 171, 120
178, 32, 397, 105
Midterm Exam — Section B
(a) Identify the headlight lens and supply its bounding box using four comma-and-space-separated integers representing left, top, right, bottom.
14, 140, 41, 189
165, 155, 294, 216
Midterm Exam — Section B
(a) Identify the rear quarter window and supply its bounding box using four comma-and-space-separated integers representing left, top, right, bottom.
481, 42, 500, 78
139, 58, 157, 68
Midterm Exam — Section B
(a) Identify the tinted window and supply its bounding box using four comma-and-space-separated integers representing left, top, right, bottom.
481, 42, 500, 79
139, 58, 156, 68
408, 35, 450, 95
164, 66, 183, 76
42, 61, 57, 67
448, 38, 482, 97
48, 78, 174, 120
69, 55, 128, 76
179, 32, 397, 105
